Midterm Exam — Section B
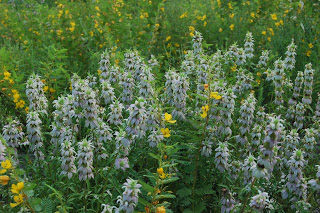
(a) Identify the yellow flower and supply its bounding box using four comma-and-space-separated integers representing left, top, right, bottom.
43, 86, 49, 92
309, 43, 313, 48
163, 113, 176, 123
156, 206, 166, 213
257, 72, 262, 77
229, 24, 234, 30
202, 105, 209, 112
160, 7, 165, 12
161, 128, 171, 137
271, 14, 277, 21
203, 21, 207, 27
228, 2, 233, 9
219, 28, 222, 32
204, 84, 209, 90
0, 175, 9, 185
12, 89, 18, 94
229, 13, 234, 19
25, 107, 29, 114
166, 36, 171, 42
49, 88, 56, 93
4, 71, 11, 80
306, 50, 311, 57
157, 168, 164, 175
13, 93, 20, 103
160, 173, 169, 179
11, 182, 24, 194
200, 111, 207, 118
250, 13, 255, 18
210, 92, 222, 100
267, 37, 271, 42
10, 194, 24, 208
261, 31, 266, 35
180, 12, 187, 19
1, 159, 12, 169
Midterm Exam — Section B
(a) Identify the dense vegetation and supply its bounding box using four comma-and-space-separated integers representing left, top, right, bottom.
0, 0, 320, 212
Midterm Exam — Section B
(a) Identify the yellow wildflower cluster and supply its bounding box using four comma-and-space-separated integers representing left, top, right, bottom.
163, 113, 176, 123
200, 105, 209, 118
180, 12, 187, 19
189, 26, 195, 37
12, 89, 25, 109
157, 167, 171, 179
69, 21, 76, 32
161, 128, 171, 137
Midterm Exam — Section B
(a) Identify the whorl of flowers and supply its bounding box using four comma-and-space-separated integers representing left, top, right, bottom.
229, 160, 241, 180
302, 63, 314, 105
242, 155, 256, 185
255, 106, 266, 126
77, 139, 94, 181
257, 50, 269, 68
192, 30, 203, 58
101, 80, 115, 105
221, 189, 236, 213
164, 68, 178, 106
132, 50, 145, 81
27, 111, 44, 161
284, 129, 300, 161
104, 65, 120, 84
115, 157, 130, 171
293, 71, 304, 100
226, 42, 239, 60
145, 104, 161, 132
211, 50, 223, 77
172, 72, 189, 119
126, 97, 147, 138
233, 69, 253, 96
2, 120, 26, 157
251, 125, 262, 147
138, 64, 155, 99
273, 59, 285, 106
0, 139, 6, 162
60, 140, 77, 179
124, 50, 135, 73
284, 39, 297, 71
236, 47, 246, 66
218, 89, 236, 140
294, 102, 305, 130
195, 54, 209, 96
26, 74, 48, 113
120, 70, 135, 104
82, 85, 100, 129
258, 116, 284, 174
117, 179, 142, 213
201, 139, 213, 157
214, 142, 229, 173
115, 129, 132, 150
181, 50, 196, 78
244, 31, 254, 59
302, 128, 316, 162
147, 129, 164, 148
148, 54, 159, 67
281, 149, 307, 208
99, 49, 111, 82
308, 165, 320, 191
236, 93, 256, 145
250, 191, 272, 211
108, 99, 124, 125
93, 120, 112, 160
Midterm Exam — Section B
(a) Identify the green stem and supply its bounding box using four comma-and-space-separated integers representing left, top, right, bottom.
241, 177, 256, 213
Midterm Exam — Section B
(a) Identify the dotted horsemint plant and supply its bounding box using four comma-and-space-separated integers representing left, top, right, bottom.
119, 70, 135, 105
164, 68, 178, 107
104, 65, 120, 84
302, 128, 316, 164
132, 50, 145, 82
108, 99, 124, 126
27, 111, 44, 161
283, 129, 300, 166
200, 139, 213, 157
147, 129, 164, 148
211, 50, 223, 78
77, 139, 94, 181
181, 50, 196, 79
195, 55, 209, 106
115, 157, 129, 171
0, 139, 6, 161
244, 32, 254, 59
98, 49, 111, 82
257, 50, 270, 68
192, 31, 203, 59
221, 189, 236, 213
233, 69, 253, 96
286, 71, 304, 121
117, 179, 142, 213
236, 93, 256, 146
302, 63, 314, 105
93, 120, 112, 160
214, 142, 229, 173
126, 97, 147, 139
281, 149, 307, 209
124, 50, 135, 74
273, 59, 285, 106
60, 140, 77, 179
257, 116, 284, 176
26, 74, 48, 114
284, 39, 297, 71
249, 191, 272, 211
172, 72, 189, 119
226, 42, 239, 61
145, 104, 161, 132
308, 165, 320, 191
100, 80, 115, 105
242, 155, 256, 185
2, 120, 26, 160
138, 64, 155, 100
294, 102, 305, 130
236, 47, 246, 66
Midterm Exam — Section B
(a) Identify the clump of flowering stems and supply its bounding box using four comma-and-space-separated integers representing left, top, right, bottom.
302, 63, 314, 105
284, 39, 297, 71
244, 31, 254, 59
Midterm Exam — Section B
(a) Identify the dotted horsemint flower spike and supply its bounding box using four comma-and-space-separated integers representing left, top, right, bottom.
192, 31, 203, 59
214, 142, 229, 173
108, 99, 124, 126
281, 149, 307, 209
302, 63, 314, 105
26, 74, 48, 113
250, 191, 272, 211
273, 59, 285, 106
283, 129, 300, 165
147, 129, 164, 148
60, 140, 76, 179
164, 68, 178, 106
236, 47, 246, 66
138, 64, 155, 100
126, 97, 147, 139
251, 125, 262, 148
93, 120, 112, 160
195, 54, 209, 104
117, 179, 142, 213
2, 120, 26, 160
101, 80, 115, 105
242, 155, 256, 185
27, 111, 44, 161
0, 139, 6, 162
172, 72, 189, 119
181, 50, 196, 78
286, 71, 304, 121
302, 128, 316, 164
257, 50, 269, 68
200, 140, 213, 157
226, 42, 239, 61
145, 104, 161, 132
294, 102, 305, 130
77, 139, 94, 181
233, 69, 253, 96
244, 32, 254, 59
124, 50, 135, 74
236, 93, 256, 146
132, 50, 145, 82
119, 70, 135, 105
82, 85, 100, 129
104, 65, 120, 85
284, 39, 297, 71
99, 49, 111, 82
221, 188, 235, 213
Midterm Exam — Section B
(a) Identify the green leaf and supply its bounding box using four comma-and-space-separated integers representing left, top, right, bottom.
155, 194, 176, 200
139, 179, 154, 193
160, 177, 179, 184
148, 152, 161, 161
